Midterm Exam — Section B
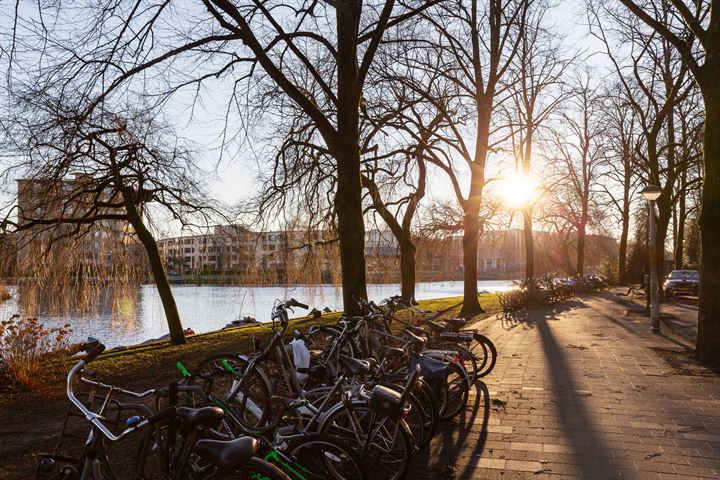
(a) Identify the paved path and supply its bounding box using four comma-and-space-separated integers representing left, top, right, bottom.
611, 287, 699, 345
409, 293, 720, 479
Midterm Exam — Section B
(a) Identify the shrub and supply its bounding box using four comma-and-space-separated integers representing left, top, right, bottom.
0, 315, 72, 388
0, 284, 10, 302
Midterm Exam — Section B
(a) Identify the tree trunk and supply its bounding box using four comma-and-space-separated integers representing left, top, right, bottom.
335, 144, 367, 315
618, 202, 630, 285
675, 169, 687, 269
334, 1, 367, 315
122, 190, 186, 345
576, 221, 586, 276
460, 195, 483, 317
656, 204, 672, 298
523, 208, 534, 278
696, 85, 720, 367
400, 239, 417, 301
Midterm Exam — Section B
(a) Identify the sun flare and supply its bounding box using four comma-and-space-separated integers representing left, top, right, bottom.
498, 175, 538, 209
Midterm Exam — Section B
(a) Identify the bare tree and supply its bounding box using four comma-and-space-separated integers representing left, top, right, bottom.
389, 0, 533, 317
598, 90, 642, 284
591, 2, 698, 295
1, 100, 217, 344
503, 1, 573, 278
546, 74, 606, 275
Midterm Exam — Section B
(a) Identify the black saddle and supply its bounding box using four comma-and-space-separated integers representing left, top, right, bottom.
424, 320, 447, 333
379, 346, 406, 360
404, 329, 427, 350
194, 437, 258, 473
445, 318, 467, 331
176, 407, 224, 430
405, 325, 427, 337
296, 362, 327, 378
338, 355, 371, 376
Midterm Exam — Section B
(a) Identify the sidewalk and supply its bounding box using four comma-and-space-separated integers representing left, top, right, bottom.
612, 287, 699, 345
409, 293, 720, 479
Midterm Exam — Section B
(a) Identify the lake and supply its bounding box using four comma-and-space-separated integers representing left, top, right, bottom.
0, 280, 512, 348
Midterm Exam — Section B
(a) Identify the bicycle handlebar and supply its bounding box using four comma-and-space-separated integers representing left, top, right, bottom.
271, 298, 308, 324
66, 341, 171, 442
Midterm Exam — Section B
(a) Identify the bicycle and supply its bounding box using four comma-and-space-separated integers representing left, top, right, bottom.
37, 342, 290, 480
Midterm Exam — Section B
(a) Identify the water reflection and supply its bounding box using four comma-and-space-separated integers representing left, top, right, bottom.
0, 280, 511, 347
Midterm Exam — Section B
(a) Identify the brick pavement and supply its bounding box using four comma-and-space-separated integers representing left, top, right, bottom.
408, 293, 720, 479
611, 287, 699, 345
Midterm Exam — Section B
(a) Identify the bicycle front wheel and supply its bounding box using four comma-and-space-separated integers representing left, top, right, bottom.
320, 404, 412, 480
280, 433, 365, 480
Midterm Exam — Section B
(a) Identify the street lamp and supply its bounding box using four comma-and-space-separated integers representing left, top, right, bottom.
641, 184, 662, 334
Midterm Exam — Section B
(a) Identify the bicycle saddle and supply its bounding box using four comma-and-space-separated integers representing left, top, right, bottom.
338, 355, 371, 376
378, 346, 405, 360
423, 320, 447, 333
445, 318, 467, 331
296, 362, 327, 378
405, 325, 427, 336
404, 329, 427, 349
194, 436, 258, 473
176, 406, 224, 430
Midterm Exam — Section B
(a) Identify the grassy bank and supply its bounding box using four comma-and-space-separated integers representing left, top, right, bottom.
0, 294, 500, 479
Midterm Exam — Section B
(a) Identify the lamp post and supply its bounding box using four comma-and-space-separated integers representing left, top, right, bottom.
641, 184, 662, 334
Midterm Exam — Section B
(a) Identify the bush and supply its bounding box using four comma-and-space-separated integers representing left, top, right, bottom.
0, 284, 11, 302
0, 315, 72, 388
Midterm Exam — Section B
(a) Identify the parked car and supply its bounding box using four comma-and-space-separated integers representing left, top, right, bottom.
663, 270, 700, 297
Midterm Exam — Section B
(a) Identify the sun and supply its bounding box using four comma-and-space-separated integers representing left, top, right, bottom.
498, 175, 538, 209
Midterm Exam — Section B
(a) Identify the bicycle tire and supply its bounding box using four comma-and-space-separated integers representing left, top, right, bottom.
282, 433, 366, 480
436, 342, 479, 386
470, 333, 497, 378
439, 358, 470, 420
319, 402, 412, 480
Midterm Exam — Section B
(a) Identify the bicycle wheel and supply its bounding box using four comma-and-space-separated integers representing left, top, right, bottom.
196, 353, 272, 431
437, 342, 479, 386
439, 358, 470, 420
320, 404, 412, 480
280, 434, 365, 480
469, 333, 497, 378
381, 384, 427, 451
412, 379, 439, 447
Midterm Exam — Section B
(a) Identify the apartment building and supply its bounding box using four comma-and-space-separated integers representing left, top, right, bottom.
157, 227, 395, 281
15, 175, 134, 276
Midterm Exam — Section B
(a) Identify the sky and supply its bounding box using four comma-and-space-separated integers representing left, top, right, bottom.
195, 0, 597, 207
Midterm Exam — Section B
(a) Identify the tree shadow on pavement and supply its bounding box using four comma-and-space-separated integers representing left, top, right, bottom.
497, 300, 585, 330
531, 310, 623, 477
407, 380, 490, 479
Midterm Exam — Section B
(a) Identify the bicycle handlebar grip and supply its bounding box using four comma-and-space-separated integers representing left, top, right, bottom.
291, 299, 309, 310
84, 343, 106, 363
147, 406, 176, 425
